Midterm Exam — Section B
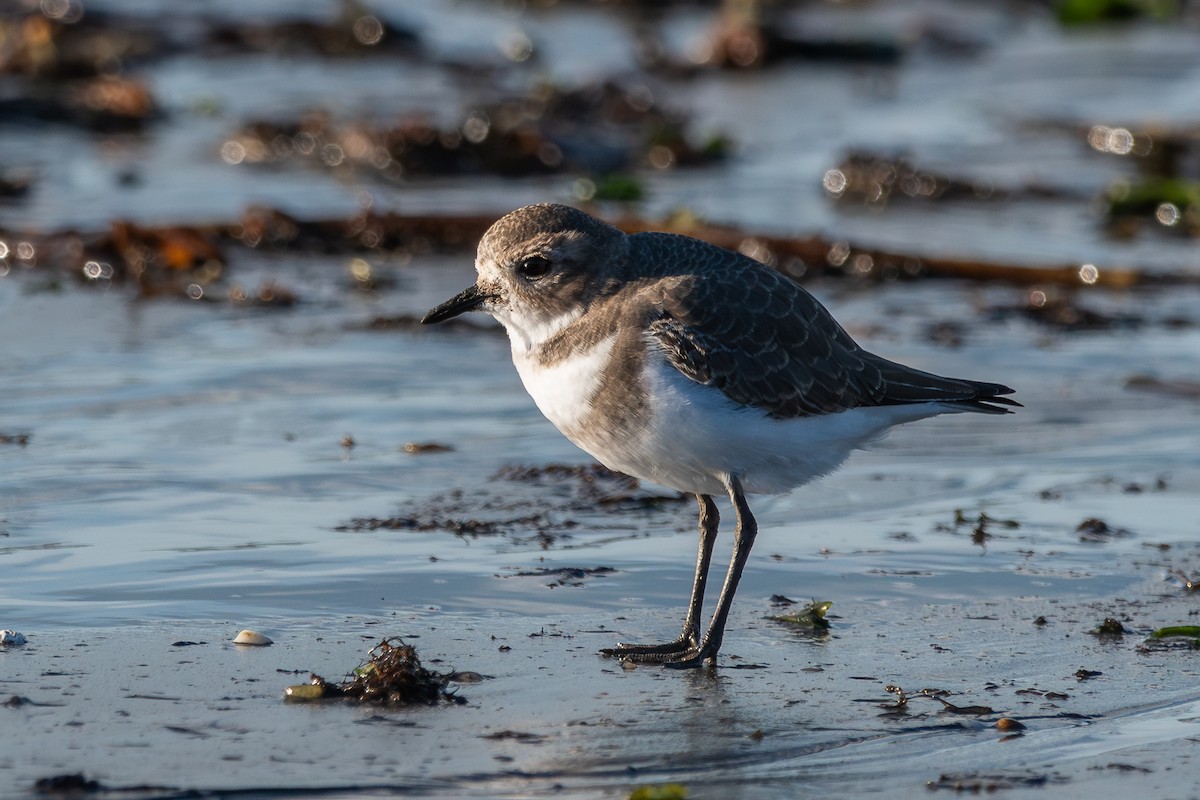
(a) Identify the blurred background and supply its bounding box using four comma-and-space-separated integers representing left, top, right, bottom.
5, 0, 1200, 272
4, 2, 1200, 796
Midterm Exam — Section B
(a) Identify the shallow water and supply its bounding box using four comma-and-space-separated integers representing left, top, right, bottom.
3, 1, 1200, 798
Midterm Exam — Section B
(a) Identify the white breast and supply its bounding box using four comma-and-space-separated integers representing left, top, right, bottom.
511, 334, 617, 433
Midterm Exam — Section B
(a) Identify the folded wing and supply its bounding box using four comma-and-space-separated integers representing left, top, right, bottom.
635, 234, 1018, 419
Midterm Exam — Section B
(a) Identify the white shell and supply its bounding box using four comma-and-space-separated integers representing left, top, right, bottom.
232, 629, 272, 646
0, 629, 27, 645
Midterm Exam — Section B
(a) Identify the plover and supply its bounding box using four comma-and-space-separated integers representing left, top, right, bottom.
423, 203, 1018, 667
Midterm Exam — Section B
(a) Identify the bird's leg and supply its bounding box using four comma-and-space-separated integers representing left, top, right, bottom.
601, 494, 719, 659
664, 474, 757, 669
679, 493, 720, 644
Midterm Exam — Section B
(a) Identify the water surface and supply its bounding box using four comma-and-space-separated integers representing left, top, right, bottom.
2, 1, 1200, 797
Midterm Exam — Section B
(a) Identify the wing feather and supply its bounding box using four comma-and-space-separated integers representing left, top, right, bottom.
630, 233, 1017, 418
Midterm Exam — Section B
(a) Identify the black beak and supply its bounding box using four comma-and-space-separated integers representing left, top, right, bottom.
421, 284, 493, 325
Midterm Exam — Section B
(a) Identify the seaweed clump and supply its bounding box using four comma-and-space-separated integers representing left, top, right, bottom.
287, 638, 463, 706
768, 598, 832, 632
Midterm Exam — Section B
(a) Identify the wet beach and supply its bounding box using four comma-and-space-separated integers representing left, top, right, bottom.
3, 1, 1200, 798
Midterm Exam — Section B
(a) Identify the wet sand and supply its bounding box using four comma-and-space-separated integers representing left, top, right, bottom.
3, 1, 1200, 797
4, 266, 1200, 798
4, 557, 1199, 798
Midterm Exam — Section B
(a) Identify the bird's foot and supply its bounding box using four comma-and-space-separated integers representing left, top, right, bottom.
600, 638, 717, 668
600, 639, 694, 658
662, 650, 711, 669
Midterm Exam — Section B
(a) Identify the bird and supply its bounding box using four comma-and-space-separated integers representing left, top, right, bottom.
422, 203, 1018, 668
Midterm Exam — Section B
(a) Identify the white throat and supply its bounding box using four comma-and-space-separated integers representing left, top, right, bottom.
493, 305, 584, 353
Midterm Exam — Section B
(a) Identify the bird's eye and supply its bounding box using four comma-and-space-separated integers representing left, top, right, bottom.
517, 255, 553, 281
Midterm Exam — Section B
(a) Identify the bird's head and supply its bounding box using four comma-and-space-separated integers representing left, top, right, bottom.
421, 204, 629, 347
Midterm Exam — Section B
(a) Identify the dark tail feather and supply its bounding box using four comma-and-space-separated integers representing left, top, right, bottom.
945, 383, 1021, 415
874, 360, 1020, 415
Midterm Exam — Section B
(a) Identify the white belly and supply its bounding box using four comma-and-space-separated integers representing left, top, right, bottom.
572, 352, 951, 497
512, 337, 952, 498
